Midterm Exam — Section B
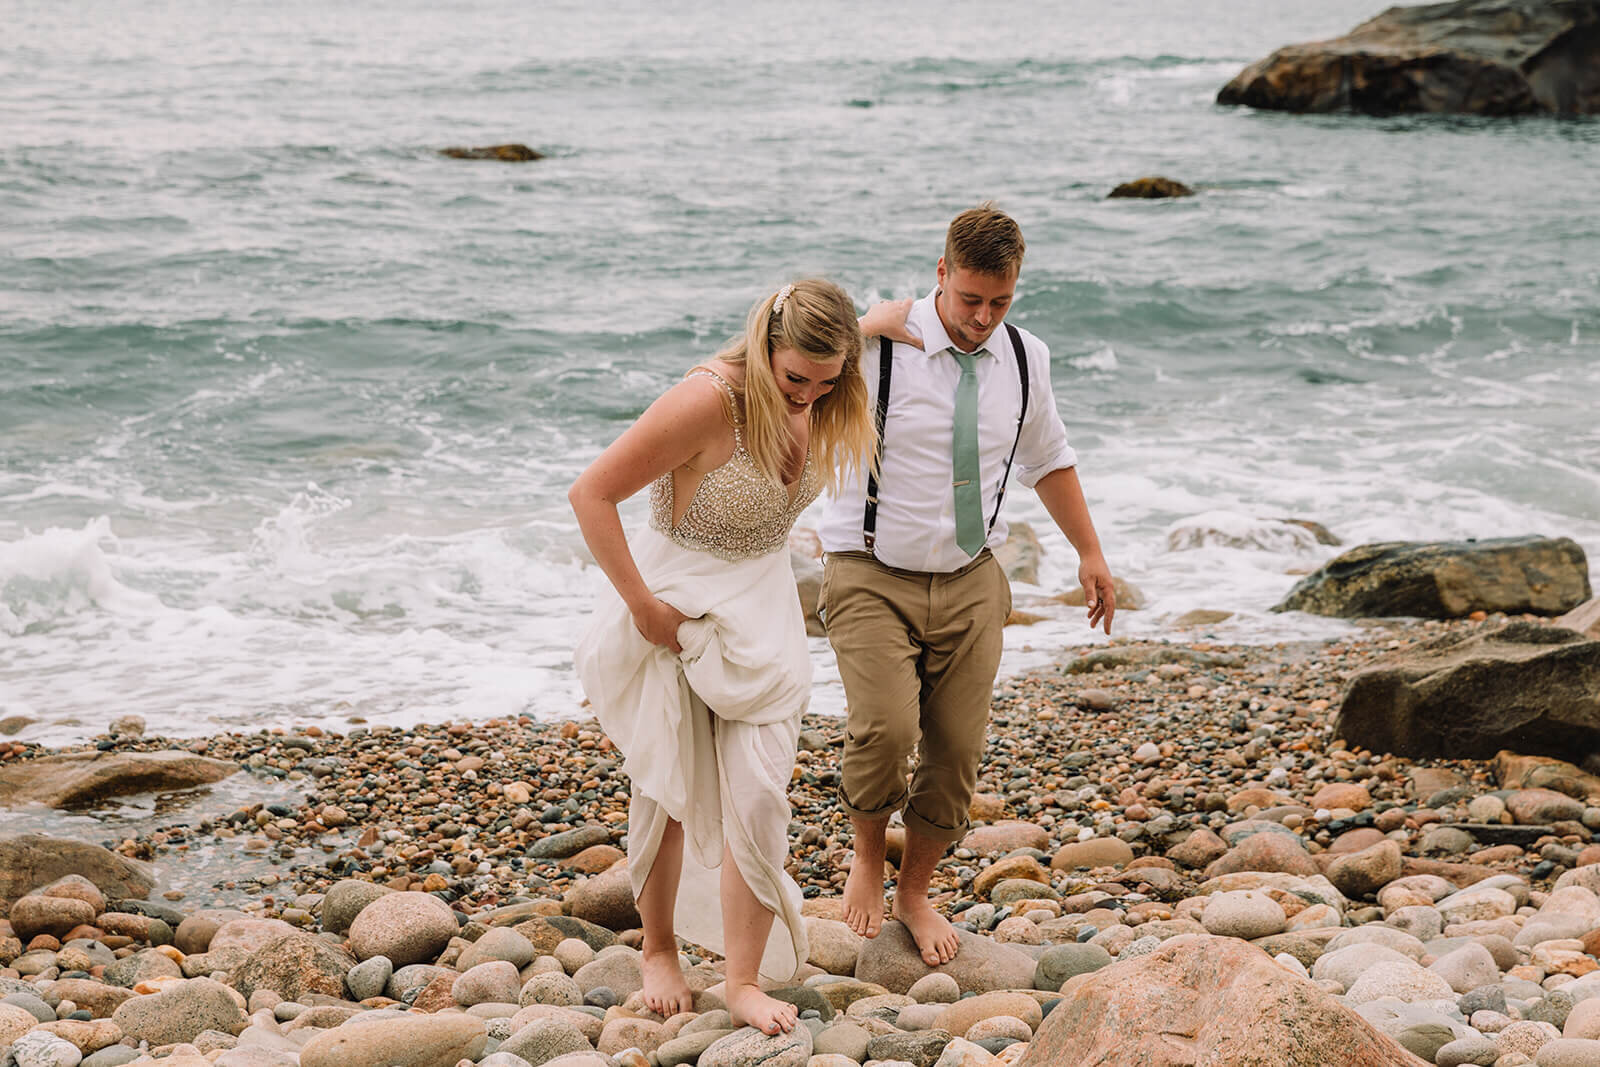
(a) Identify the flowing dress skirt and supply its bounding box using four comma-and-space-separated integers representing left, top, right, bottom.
573, 525, 810, 981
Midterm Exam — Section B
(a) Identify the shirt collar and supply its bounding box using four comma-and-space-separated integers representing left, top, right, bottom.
911, 286, 995, 359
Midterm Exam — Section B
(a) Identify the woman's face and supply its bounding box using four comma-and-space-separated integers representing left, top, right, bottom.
770, 348, 845, 413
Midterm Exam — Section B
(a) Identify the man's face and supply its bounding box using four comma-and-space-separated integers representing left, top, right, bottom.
935, 257, 1017, 352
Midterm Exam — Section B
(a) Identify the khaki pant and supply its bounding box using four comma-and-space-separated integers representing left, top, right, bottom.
819, 550, 1010, 844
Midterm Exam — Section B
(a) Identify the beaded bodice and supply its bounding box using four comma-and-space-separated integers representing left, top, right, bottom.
649, 368, 821, 561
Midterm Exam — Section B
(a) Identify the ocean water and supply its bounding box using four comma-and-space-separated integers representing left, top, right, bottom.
3, 0, 1597, 745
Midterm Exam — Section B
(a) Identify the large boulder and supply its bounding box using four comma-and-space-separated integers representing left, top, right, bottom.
0, 750, 237, 808
347, 892, 459, 966
854, 921, 1038, 995
1218, 0, 1600, 117
0, 835, 155, 900
1017, 935, 1427, 1066
1333, 622, 1600, 760
1273, 536, 1590, 619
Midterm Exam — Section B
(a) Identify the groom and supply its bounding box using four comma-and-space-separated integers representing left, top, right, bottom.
817, 203, 1115, 965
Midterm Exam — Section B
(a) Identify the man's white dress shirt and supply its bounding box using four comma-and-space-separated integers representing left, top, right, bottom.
819, 289, 1077, 573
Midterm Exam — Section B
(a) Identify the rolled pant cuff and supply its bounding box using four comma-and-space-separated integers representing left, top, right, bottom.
836, 786, 906, 824
902, 802, 969, 846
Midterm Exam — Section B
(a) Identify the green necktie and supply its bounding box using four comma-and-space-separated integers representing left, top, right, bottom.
952, 349, 984, 557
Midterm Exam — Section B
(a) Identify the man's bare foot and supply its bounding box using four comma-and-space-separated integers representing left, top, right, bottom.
640, 947, 694, 1017
893, 896, 960, 966
842, 860, 885, 938
726, 981, 799, 1035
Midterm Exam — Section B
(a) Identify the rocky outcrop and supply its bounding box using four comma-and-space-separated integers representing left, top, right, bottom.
439, 144, 543, 161
0, 749, 238, 808
1334, 622, 1600, 760
1108, 177, 1194, 199
1018, 935, 1427, 1066
994, 523, 1041, 585
1218, 0, 1600, 116
1273, 536, 1590, 618
0, 834, 156, 900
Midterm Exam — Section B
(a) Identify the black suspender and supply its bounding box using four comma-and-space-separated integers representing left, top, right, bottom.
862, 335, 894, 551
861, 322, 1030, 553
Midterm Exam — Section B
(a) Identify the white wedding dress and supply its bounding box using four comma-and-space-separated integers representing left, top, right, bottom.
574, 368, 816, 981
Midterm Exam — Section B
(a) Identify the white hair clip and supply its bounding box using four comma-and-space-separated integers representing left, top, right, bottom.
773, 283, 795, 315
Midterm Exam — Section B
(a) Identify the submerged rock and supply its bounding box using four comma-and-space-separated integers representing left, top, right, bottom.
439, 144, 543, 161
1218, 0, 1600, 116
1108, 177, 1194, 199
0, 750, 237, 808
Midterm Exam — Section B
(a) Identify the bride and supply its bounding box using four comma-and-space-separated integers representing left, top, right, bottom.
570, 279, 874, 1034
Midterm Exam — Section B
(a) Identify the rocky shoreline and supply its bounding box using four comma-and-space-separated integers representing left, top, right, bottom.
7, 615, 1600, 1065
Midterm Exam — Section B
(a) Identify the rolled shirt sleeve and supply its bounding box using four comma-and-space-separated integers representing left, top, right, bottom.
1010, 333, 1077, 489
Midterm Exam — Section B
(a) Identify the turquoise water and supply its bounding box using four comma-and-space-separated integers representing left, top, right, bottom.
3, 0, 1597, 742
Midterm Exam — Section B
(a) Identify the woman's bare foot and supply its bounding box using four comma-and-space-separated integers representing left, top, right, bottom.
842, 861, 885, 938
726, 981, 799, 1035
640, 947, 694, 1017
893, 896, 960, 966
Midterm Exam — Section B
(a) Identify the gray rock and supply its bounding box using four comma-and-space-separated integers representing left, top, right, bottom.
103, 948, 182, 988
1429, 942, 1502, 994
1, 993, 57, 1024
526, 826, 611, 860
457, 928, 536, 972
811, 1020, 872, 1061
347, 892, 458, 967
699, 1026, 812, 1067
497, 1017, 591, 1065
768, 986, 833, 1022
1528, 989, 1576, 1028
345, 956, 393, 1001
864, 1028, 953, 1067
657, 1027, 731, 1067
477, 1055, 534, 1067
387, 963, 454, 1001
1434, 1034, 1500, 1066
571, 953, 642, 1000
110, 977, 248, 1046
1393, 1018, 1458, 1061
8, 1032, 83, 1067
78, 1049, 139, 1067
320, 880, 395, 936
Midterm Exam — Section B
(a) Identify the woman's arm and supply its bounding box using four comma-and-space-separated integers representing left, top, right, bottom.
569, 377, 729, 652
858, 298, 923, 350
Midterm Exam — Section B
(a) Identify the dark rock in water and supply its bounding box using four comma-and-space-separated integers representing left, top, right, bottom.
1217, 0, 1600, 116
439, 144, 543, 161
1333, 622, 1600, 760
1108, 177, 1193, 199
1273, 536, 1591, 619
1277, 518, 1342, 546
0, 835, 155, 900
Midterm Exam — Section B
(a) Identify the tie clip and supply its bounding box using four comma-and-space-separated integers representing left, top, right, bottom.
953, 480, 971, 487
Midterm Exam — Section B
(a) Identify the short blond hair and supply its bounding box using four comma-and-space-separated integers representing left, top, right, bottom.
944, 202, 1025, 277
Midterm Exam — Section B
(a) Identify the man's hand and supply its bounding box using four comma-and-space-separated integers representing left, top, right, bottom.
1078, 556, 1116, 635
631, 597, 694, 653
858, 299, 923, 350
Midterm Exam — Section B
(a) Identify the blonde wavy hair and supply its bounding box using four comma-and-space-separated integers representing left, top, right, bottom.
708, 278, 874, 493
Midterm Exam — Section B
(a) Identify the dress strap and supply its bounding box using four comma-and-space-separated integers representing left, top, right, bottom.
687, 366, 745, 445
